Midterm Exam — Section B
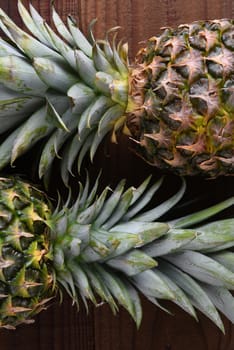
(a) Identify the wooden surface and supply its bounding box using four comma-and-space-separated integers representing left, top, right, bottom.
0, 0, 234, 349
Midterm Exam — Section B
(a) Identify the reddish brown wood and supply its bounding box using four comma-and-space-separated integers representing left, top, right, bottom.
0, 1, 233, 349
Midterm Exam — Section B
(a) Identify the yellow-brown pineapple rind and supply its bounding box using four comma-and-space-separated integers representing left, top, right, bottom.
126, 19, 234, 177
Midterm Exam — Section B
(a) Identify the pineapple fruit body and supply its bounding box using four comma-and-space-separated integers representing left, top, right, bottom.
0, 177, 54, 329
127, 20, 234, 177
0, 2, 232, 184
0, 175, 233, 332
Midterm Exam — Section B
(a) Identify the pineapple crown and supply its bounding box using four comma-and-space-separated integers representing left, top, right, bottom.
46, 174, 234, 331
0, 0, 129, 186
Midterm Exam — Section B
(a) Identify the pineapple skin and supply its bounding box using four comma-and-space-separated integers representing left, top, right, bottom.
0, 177, 54, 329
126, 20, 234, 177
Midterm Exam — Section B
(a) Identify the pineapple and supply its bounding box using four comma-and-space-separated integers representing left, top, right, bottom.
0, 174, 233, 331
0, 177, 54, 329
0, 1, 232, 184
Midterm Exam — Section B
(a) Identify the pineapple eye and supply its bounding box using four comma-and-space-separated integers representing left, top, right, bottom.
189, 34, 207, 51
0, 209, 12, 229
1, 246, 24, 281
222, 79, 234, 111
207, 61, 223, 78
190, 95, 209, 116
222, 29, 234, 49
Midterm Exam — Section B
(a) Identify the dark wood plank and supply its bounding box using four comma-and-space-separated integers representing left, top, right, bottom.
0, 295, 95, 350
94, 299, 234, 350
0, 1, 233, 349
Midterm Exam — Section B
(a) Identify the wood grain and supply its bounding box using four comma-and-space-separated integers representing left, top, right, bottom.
0, 1, 233, 349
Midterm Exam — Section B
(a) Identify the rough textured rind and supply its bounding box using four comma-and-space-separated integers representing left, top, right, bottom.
0, 177, 54, 329
126, 20, 234, 177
